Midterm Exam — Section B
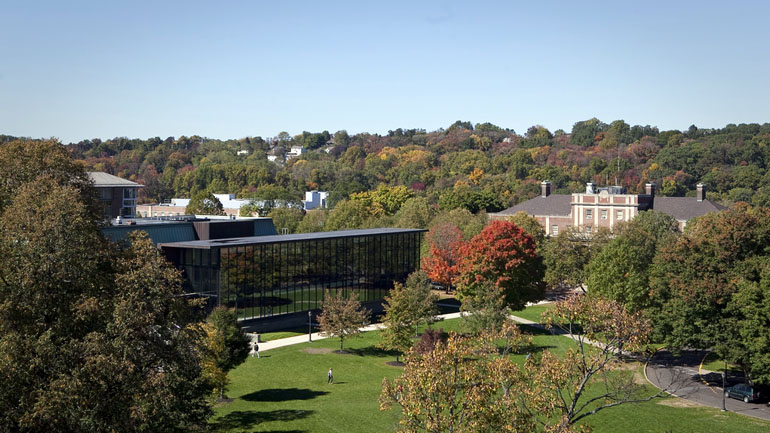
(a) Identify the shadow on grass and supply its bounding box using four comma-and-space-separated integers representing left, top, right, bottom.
212, 409, 313, 432
242, 388, 328, 402
348, 345, 400, 358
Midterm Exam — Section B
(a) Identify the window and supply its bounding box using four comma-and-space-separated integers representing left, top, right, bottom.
617, 210, 623, 220
552, 225, 558, 236
601, 209, 607, 220
586, 209, 592, 219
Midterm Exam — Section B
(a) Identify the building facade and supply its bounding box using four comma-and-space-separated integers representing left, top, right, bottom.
88, 171, 143, 219
491, 181, 725, 233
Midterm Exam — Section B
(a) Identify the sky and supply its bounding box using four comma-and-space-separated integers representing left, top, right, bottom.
2, 0, 769, 143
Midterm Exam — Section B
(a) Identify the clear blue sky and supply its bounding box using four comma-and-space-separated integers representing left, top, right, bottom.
2, 1, 769, 143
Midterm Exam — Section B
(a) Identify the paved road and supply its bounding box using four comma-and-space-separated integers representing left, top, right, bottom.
645, 349, 770, 420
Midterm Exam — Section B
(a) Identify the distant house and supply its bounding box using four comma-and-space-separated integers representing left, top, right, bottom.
286, 145, 306, 160
490, 181, 725, 234
236, 149, 250, 156
303, 191, 329, 210
267, 146, 285, 163
88, 172, 143, 219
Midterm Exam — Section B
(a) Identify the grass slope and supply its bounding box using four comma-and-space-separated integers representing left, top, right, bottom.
213, 310, 769, 433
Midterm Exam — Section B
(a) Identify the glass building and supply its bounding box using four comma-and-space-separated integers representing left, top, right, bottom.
160, 228, 425, 320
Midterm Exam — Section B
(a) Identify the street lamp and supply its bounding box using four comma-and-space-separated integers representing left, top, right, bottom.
721, 362, 727, 412
308, 311, 312, 342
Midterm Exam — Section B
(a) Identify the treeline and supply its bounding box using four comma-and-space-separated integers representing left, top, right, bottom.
13, 119, 764, 216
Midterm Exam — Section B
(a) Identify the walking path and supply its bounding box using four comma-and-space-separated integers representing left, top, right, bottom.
256, 312, 464, 352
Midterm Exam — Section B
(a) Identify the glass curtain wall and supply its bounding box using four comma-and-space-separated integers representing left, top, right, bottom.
216, 231, 421, 320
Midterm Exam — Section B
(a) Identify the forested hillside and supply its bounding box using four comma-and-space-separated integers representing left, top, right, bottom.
7, 119, 769, 218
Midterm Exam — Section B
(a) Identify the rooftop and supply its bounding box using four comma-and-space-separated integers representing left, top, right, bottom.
88, 171, 143, 188
160, 228, 426, 250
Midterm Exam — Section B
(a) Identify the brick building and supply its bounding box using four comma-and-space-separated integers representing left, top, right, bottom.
490, 181, 725, 234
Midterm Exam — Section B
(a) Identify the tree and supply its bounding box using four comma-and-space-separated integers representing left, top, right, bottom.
526, 295, 661, 429
202, 307, 250, 400
455, 220, 545, 311
324, 199, 378, 231
587, 211, 678, 311
460, 282, 509, 335
0, 181, 212, 432
186, 190, 225, 215
296, 209, 328, 233
506, 211, 546, 250
381, 296, 664, 433
0, 138, 98, 216
380, 321, 535, 433
393, 196, 434, 229
318, 290, 370, 352
379, 272, 439, 362
542, 226, 611, 292
268, 207, 305, 234
648, 205, 770, 382
421, 222, 464, 290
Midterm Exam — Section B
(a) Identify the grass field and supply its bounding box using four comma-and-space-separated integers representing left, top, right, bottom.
701, 351, 744, 374
510, 302, 555, 322
213, 307, 770, 433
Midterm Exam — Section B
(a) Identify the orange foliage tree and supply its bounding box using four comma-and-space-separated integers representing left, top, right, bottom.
420, 222, 464, 290
455, 220, 545, 311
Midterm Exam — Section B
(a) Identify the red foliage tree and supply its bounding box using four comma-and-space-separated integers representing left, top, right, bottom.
455, 220, 545, 310
421, 222, 464, 289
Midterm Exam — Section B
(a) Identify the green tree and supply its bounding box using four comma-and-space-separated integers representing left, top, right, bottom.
587, 211, 679, 311
318, 290, 370, 352
0, 178, 212, 432
393, 196, 434, 229
649, 205, 770, 380
379, 272, 439, 362
324, 199, 376, 231
296, 209, 328, 233
268, 207, 305, 234
506, 211, 546, 250
202, 307, 250, 400
542, 227, 611, 292
186, 190, 225, 215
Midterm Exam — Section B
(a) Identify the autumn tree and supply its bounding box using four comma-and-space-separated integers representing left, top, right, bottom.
455, 220, 545, 311
521, 295, 663, 429
186, 190, 226, 215
202, 307, 250, 400
380, 321, 536, 433
420, 222, 464, 290
379, 271, 439, 362
318, 290, 370, 352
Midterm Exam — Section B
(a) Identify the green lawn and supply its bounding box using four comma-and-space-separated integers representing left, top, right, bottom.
511, 302, 554, 322
213, 309, 770, 433
701, 351, 743, 374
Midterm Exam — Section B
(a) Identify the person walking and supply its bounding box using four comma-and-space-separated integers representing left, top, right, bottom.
327, 368, 333, 384
251, 342, 260, 358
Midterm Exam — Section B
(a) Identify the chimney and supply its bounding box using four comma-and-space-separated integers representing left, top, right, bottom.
586, 182, 596, 194
697, 183, 705, 202
645, 182, 655, 196
541, 181, 551, 198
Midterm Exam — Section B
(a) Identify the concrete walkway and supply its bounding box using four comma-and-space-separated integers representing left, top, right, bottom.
256, 312, 465, 352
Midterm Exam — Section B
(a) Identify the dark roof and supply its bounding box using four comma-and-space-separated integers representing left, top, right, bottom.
159, 228, 427, 250
651, 197, 726, 221
494, 194, 572, 217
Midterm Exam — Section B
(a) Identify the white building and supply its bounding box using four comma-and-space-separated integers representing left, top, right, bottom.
303, 191, 329, 210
